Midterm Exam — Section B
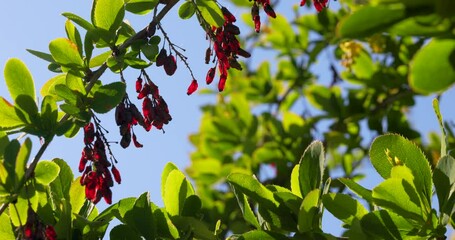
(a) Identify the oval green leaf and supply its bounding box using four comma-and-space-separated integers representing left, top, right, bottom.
337, 4, 406, 38
179, 1, 196, 19
299, 141, 325, 197
409, 39, 455, 94
91, 0, 125, 32
163, 169, 195, 216
90, 82, 126, 113
125, 0, 159, 15
369, 134, 432, 203
49, 38, 84, 68
34, 160, 60, 185
4, 58, 36, 101
195, 0, 225, 28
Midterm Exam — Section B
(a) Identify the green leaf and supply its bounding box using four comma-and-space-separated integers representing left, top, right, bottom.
26, 49, 55, 63
337, 4, 406, 38
273, 190, 303, 215
70, 177, 86, 215
238, 230, 289, 240
290, 164, 302, 198
40, 74, 66, 100
55, 84, 79, 105
4, 58, 36, 101
65, 19, 83, 57
322, 193, 368, 225
110, 224, 142, 240
433, 155, 455, 222
181, 195, 202, 217
227, 173, 279, 209
409, 39, 455, 94
90, 81, 126, 114
163, 169, 195, 216
0, 97, 25, 130
9, 196, 29, 226
179, 1, 196, 19
433, 98, 447, 157
161, 162, 178, 203
92, 0, 125, 32
195, 0, 225, 28
89, 50, 112, 68
360, 210, 415, 239
15, 95, 38, 125
369, 134, 433, 205
231, 184, 260, 229
62, 12, 94, 30
372, 176, 424, 224
125, 0, 159, 15
2, 140, 20, 193
49, 158, 74, 201
140, 44, 159, 62
0, 131, 9, 160
297, 189, 320, 233
339, 178, 373, 203
388, 14, 451, 36
54, 198, 72, 239
0, 213, 14, 239
14, 138, 32, 190
66, 72, 87, 95
123, 192, 155, 239
40, 95, 58, 133
299, 141, 325, 197
171, 216, 217, 240
34, 160, 60, 185
49, 38, 84, 68
153, 208, 180, 239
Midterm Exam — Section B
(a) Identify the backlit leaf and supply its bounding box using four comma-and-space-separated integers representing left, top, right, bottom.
409, 39, 455, 94
4, 58, 35, 101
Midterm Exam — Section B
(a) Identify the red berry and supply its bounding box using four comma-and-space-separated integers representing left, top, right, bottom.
187, 79, 198, 95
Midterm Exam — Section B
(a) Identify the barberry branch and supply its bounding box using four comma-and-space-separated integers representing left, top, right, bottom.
158, 23, 197, 80
0, 0, 180, 216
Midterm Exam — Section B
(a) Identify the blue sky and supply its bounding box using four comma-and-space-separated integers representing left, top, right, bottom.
1, 1, 454, 238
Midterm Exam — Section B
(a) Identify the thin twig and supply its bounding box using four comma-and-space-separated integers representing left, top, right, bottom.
0, 0, 180, 216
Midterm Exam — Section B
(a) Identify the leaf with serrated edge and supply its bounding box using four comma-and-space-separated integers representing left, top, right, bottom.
369, 134, 432, 205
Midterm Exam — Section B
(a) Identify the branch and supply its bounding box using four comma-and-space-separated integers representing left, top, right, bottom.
0, 0, 180, 216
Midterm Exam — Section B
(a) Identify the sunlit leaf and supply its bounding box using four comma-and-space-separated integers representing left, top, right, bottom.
409, 39, 455, 94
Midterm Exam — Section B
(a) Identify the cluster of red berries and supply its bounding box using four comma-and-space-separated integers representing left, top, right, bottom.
300, 0, 329, 12
79, 122, 121, 204
156, 49, 177, 76
251, 0, 277, 33
202, 6, 251, 93
115, 96, 145, 149
22, 207, 57, 240
136, 77, 172, 130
